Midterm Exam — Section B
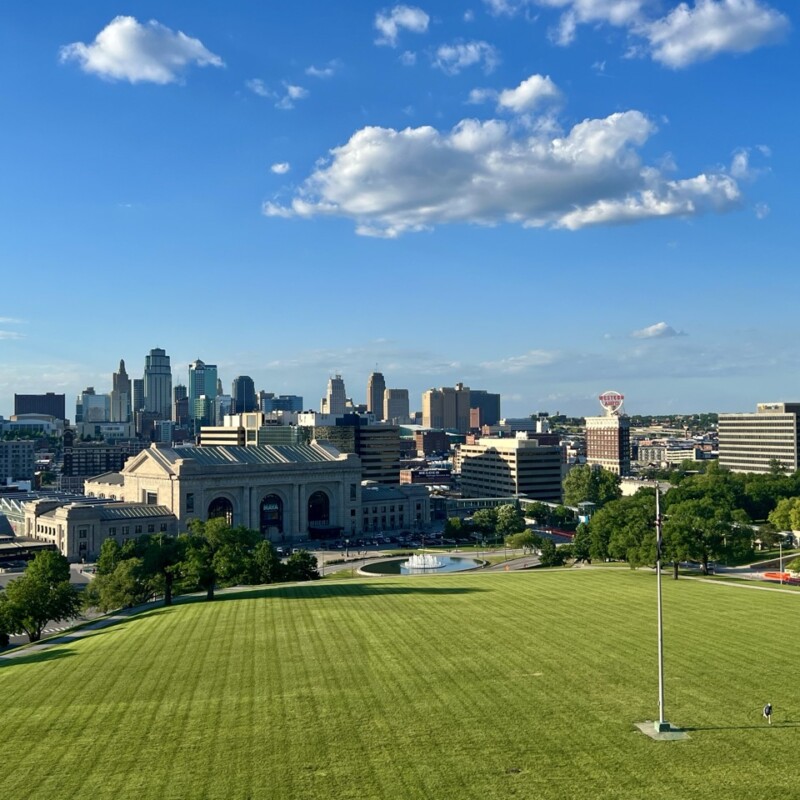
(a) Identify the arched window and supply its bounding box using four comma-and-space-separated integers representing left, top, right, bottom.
207, 497, 233, 526
260, 494, 283, 535
307, 491, 330, 530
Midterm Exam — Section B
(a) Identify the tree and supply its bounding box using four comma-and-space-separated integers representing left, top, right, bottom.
572, 523, 591, 562
538, 538, 565, 567
663, 497, 751, 576
522, 501, 550, 524
0, 595, 11, 648
444, 517, 466, 539
586, 492, 656, 567
142, 534, 186, 606
249, 540, 281, 584
283, 550, 320, 582
97, 538, 123, 576
3, 551, 81, 642
181, 519, 262, 600
471, 509, 497, 536
84, 558, 151, 612
562, 465, 621, 508
496, 504, 526, 538
768, 497, 800, 532
505, 530, 541, 554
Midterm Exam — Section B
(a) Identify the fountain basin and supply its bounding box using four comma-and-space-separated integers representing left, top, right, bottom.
359, 555, 485, 576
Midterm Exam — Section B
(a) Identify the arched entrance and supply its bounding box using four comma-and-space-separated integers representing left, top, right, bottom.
207, 497, 233, 525
260, 494, 284, 536
307, 490, 330, 532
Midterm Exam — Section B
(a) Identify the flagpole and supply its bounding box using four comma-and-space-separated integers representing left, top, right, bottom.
655, 483, 670, 732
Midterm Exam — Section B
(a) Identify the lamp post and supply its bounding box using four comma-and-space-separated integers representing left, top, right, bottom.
779, 537, 783, 585
654, 484, 670, 733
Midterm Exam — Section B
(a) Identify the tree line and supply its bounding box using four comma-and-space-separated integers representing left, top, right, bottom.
0, 517, 320, 645
569, 462, 800, 576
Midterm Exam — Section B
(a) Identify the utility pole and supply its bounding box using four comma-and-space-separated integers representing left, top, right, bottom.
655, 484, 670, 733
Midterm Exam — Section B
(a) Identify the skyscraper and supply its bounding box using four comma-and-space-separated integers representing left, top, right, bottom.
132, 379, 144, 415
189, 360, 218, 425
367, 371, 386, 420
232, 375, 257, 414
321, 374, 346, 415
173, 384, 189, 427
144, 347, 172, 421
585, 391, 631, 476
384, 389, 410, 424
110, 359, 131, 422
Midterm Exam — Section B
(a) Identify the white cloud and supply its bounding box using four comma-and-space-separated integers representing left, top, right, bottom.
246, 78, 272, 98
464, 10, 476, 21
276, 84, 309, 110
400, 50, 418, 65
467, 87, 497, 104
59, 15, 223, 84
375, 5, 430, 47
645, 0, 790, 68
631, 321, 686, 338
0, 331, 24, 340
270, 162, 291, 174
306, 60, 341, 78
263, 110, 742, 237
498, 1, 789, 66
433, 41, 500, 75
497, 74, 561, 112
0, 317, 24, 324
754, 201, 770, 219
479, 350, 559, 372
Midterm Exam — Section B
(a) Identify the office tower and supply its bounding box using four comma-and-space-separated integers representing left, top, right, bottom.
384, 389, 410, 424
173, 384, 189, 426
214, 394, 232, 425
14, 393, 66, 421
455, 438, 563, 502
144, 347, 172, 420
132, 379, 145, 414
216, 378, 224, 397
110, 359, 132, 422
260, 393, 304, 413
367, 372, 386, 420
719, 402, 800, 473
320, 374, 346, 415
232, 375, 257, 414
79, 387, 111, 423
421, 383, 472, 433
585, 391, 631, 476
469, 390, 501, 427
189, 360, 218, 429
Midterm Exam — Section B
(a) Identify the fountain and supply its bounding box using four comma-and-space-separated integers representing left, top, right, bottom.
404, 552, 445, 570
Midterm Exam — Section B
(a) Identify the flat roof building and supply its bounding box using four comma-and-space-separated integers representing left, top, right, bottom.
718, 403, 800, 473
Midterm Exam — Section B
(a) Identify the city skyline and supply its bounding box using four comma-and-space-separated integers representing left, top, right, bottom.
1, 2, 797, 417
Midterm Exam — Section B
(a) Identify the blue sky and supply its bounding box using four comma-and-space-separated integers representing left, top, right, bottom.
0, 1, 796, 419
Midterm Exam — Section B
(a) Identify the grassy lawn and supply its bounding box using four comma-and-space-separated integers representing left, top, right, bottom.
2, 570, 799, 800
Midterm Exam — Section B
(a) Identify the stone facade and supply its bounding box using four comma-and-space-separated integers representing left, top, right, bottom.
84, 442, 364, 542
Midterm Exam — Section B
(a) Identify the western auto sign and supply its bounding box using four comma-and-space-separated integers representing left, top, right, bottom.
599, 391, 624, 414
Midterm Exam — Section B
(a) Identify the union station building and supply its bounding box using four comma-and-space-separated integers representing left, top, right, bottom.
19, 443, 431, 561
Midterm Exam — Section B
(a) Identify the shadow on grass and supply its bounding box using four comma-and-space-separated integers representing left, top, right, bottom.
0, 647, 76, 669
683, 722, 800, 731
213, 583, 488, 602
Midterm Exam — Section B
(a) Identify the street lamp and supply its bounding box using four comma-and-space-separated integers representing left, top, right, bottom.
654, 484, 670, 733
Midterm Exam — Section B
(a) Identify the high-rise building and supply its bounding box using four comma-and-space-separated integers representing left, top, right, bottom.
719, 402, 800, 473
367, 372, 386, 420
232, 376, 257, 414
313, 417, 401, 485
421, 383, 472, 432
384, 389, 410, 424
585, 391, 631, 476
132, 379, 145, 415
14, 393, 66, 422
144, 347, 172, 421
173, 384, 189, 427
260, 393, 304, 413
214, 394, 233, 425
188, 360, 218, 425
455, 437, 564, 502
110, 359, 131, 422
469, 390, 501, 427
77, 387, 110, 424
321, 374, 346, 415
